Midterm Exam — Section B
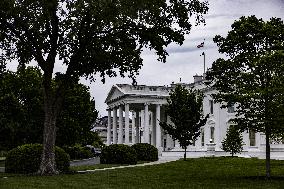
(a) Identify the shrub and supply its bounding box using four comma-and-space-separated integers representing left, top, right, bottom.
100, 144, 137, 165
5, 144, 70, 174
63, 145, 93, 160
131, 143, 158, 162
0, 150, 7, 157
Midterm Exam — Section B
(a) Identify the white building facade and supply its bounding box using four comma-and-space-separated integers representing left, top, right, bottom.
105, 75, 284, 159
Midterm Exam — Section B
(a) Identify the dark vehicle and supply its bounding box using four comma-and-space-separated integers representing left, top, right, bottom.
86, 145, 101, 156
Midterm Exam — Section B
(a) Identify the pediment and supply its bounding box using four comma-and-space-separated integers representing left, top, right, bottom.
105, 85, 125, 104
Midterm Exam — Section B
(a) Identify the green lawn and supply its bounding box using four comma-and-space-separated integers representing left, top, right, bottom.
1, 157, 284, 189
0, 160, 5, 167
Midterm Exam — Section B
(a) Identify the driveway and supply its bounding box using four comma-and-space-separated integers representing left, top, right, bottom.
70, 157, 100, 167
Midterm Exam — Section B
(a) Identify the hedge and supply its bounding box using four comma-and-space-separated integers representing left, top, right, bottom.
5, 144, 70, 174
63, 145, 93, 160
100, 144, 137, 165
131, 143, 158, 162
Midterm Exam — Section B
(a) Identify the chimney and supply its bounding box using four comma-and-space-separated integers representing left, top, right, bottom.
193, 74, 203, 83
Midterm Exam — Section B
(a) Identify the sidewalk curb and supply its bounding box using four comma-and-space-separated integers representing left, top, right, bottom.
76, 158, 180, 174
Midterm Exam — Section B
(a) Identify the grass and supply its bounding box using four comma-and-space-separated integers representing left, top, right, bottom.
0, 160, 5, 167
1, 157, 284, 189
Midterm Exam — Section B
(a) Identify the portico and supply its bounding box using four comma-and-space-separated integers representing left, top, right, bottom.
105, 84, 169, 149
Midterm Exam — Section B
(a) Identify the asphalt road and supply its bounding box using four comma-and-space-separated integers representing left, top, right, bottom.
70, 157, 100, 167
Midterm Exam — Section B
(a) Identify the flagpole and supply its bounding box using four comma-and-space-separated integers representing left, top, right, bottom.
203, 52, 205, 74
197, 39, 206, 75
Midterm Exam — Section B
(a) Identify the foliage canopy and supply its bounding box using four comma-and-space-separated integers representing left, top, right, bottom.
0, 67, 98, 150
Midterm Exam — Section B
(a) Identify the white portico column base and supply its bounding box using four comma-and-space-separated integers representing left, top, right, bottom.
113, 108, 117, 144
125, 103, 130, 145
107, 109, 111, 145
144, 103, 150, 144
155, 104, 161, 148
118, 105, 123, 144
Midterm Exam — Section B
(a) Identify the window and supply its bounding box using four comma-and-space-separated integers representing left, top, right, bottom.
210, 127, 215, 143
209, 100, 214, 114
249, 130, 256, 146
201, 128, 205, 146
227, 102, 235, 113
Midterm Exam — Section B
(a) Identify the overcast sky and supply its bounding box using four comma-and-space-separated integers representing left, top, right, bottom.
6, 0, 284, 117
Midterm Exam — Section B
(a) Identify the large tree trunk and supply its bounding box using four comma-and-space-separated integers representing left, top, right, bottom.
265, 130, 271, 179
184, 146, 187, 161
38, 100, 58, 175
38, 79, 63, 175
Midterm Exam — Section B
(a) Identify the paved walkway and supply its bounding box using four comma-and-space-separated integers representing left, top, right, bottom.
77, 156, 181, 174
70, 157, 100, 167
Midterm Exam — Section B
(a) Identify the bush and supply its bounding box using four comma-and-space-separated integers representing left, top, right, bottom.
63, 145, 93, 160
100, 144, 137, 165
0, 150, 7, 157
5, 144, 70, 174
131, 143, 158, 162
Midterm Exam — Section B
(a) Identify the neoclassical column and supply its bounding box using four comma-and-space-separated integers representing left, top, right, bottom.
135, 110, 140, 143
132, 111, 136, 144
144, 103, 150, 144
118, 105, 123, 144
107, 109, 112, 145
141, 110, 144, 143
112, 107, 117, 144
150, 112, 154, 145
124, 103, 130, 145
156, 104, 161, 148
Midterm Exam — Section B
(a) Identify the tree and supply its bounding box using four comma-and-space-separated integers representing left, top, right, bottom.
159, 85, 208, 160
0, 67, 44, 150
221, 125, 243, 157
0, 0, 208, 174
206, 16, 284, 178
56, 82, 98, 147
0, 67, 98, 150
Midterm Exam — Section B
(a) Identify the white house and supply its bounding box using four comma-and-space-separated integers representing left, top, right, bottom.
105, 75, 284, 159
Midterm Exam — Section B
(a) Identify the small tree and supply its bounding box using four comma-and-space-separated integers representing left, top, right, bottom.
160, 85, 208, 160
221, 125, 243, 157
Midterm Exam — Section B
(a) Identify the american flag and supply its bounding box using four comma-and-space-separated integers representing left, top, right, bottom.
197, 42, 204, 48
